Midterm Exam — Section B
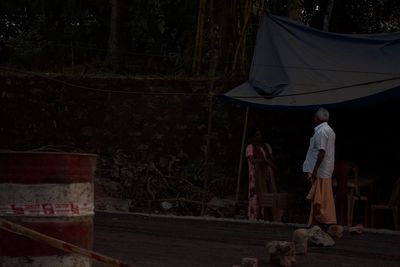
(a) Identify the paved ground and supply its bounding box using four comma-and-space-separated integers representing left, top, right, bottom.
94, 211, 400, 267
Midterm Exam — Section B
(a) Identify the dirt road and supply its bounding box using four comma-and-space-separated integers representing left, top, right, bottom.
94, 211, 400, 267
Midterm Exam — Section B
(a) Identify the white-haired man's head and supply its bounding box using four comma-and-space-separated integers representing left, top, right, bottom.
314, 107, 329, 125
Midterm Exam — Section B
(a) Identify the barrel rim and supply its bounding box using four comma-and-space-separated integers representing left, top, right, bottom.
0, 151, 98, 158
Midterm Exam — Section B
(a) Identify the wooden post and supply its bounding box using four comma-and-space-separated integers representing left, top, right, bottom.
235, 107, 250, 203
201, 54, 218, 216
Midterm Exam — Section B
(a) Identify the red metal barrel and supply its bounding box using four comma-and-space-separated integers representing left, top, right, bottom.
0, 152, 97, 267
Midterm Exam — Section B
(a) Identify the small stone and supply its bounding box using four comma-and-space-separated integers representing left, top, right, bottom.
307, 226, 335, 247
292, 229, 308, 254
348, 224, 364, 235
267, 241, 296, 266
160, 201, 173, 211
327, 225, 344, 238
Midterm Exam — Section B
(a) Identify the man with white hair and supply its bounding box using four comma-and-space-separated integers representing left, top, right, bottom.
303, 107, 337, 227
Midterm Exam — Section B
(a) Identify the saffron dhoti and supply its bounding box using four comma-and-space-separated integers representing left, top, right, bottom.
307, 177, 337, 225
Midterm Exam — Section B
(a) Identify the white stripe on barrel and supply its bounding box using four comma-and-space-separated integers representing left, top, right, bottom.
0, 183, 93, 216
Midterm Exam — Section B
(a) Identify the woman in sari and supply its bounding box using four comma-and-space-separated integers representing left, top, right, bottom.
246, 130, 278, 220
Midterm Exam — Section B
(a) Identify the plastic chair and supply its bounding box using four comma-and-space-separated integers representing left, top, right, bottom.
333, 160, 350, 226
371, 178, 400, 230
333, 160, 368, 226
260, 193, 289, 222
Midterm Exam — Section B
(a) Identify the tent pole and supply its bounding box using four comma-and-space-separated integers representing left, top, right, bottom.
200, 91, 214, 216
235, 106, 249, 204
200, 54, 218, 216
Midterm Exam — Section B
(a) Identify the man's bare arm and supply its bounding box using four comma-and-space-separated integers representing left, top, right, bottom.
311, 149, 325, 180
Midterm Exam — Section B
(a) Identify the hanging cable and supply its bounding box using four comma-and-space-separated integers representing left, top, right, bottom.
0, 66, 209, 97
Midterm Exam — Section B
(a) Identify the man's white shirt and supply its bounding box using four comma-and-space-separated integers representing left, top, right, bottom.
303, 122, 336, 178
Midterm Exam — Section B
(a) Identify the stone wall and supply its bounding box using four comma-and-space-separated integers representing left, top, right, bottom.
0, 74, 249, 212
1, 73, 398, 221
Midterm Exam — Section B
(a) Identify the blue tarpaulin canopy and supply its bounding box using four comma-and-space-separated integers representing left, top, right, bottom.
223, 13, 400, 109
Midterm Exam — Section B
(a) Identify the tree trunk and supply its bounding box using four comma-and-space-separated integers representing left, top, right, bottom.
327, 0, 347, 33
268, 0, 277, 14
287, 0, 302, 21
192, 0, 207, 74
232, 0, 253, 74
323, 0, 335, 31
108, 0, 126, 73
220, 0, 236, 73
